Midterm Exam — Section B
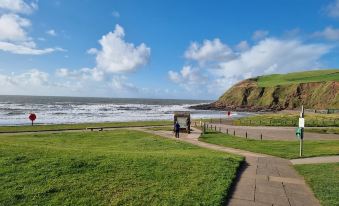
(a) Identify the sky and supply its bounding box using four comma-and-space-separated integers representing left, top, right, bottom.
0, 0, 339, 100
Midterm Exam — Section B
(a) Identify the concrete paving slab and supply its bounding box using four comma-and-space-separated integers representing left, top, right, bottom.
255, 192, 290, 206
256, 185, 286, 196
290, 155, 339, 165
288, 193, 320, 206
228, 198, 273, 206
269, 176, 305, 185
283, 183, 312, 195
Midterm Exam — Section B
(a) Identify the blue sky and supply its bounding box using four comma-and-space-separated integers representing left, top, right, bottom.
0, 0, 339, 100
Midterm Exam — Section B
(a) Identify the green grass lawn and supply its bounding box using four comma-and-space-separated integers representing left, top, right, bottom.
0, 120, 172, 133
256, 69, 339, 87
0, 130, 242, 205
234, 113, 339, 127
199, 131, 339, 159
295, 163, 339, 206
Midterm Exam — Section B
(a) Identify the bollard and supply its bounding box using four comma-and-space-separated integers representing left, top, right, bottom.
246, 131, 247, 139
215, 126, 216, 131
227, 128, 228, 134
233, 130, 235, 136
260, 133, 262, 140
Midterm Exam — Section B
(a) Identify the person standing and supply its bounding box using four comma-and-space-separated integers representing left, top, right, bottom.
174, 121, 180, 138
186, 118, 191, 134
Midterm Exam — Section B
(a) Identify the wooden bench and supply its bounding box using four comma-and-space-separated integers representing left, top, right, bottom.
86, 127, 104, 131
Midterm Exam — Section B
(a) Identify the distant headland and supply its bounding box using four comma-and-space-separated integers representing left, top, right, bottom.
191, 69, 339, 112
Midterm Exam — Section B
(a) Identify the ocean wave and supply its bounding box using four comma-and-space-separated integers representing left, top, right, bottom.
0, 96, 252, 125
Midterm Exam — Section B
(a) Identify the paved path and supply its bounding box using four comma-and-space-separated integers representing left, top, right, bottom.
202, 123, 339, 141
137, 127, 321, 206
291, 155, 339, 165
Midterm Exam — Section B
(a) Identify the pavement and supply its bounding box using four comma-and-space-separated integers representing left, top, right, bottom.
201, 123, 339, 141
138, 127, 322, 206
291, 155, 339, 165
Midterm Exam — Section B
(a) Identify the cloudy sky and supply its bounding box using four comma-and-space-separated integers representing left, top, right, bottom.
0, 0, 338, 100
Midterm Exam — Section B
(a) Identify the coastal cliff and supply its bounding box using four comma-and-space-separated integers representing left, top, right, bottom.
193, 70, 339, 111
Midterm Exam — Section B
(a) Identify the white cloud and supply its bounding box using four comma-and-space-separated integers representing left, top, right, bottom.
169, 37, 332, 97
326, 0, 339, 18
0, 0, 38, 14
168, 70, 181, 83
112, 10, 120, 18
313, 26, 339, 40
252, 30, 269, 40
46, 29, 57, 36
0, 14, 30, 41
0, 69, 86, 95
0, 69, 48, 89
184, 38, 233, 64
110, 76, 138, 92
55, 67, 104, 81
217, 38, 331, 79
49, 24, 151, 96
94, 24, 151, 73
0, 5, 64, 55
168, 65, 207, 91
235, 41, 249, 51
0, 41, 64, 55
87, 47, 98, 54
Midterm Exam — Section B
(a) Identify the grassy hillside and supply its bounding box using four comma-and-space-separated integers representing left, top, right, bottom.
257, 69, 339, 87
0, 130, 242, 205
214, 69, 339, 111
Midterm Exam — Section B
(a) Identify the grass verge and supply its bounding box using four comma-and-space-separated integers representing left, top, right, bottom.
0, 129, 242, 205
295, 163, 339, 206
0, 120, 172, 133
199, 131, 339, 159
234, 113, 339, 127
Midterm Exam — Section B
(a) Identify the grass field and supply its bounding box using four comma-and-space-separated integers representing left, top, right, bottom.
256, 69, 339, 87
0, 120, 172, 133
295, 163, 339, 206
234, 113, 339, 127
0, 129, 242, 205
199, 131, 339, 159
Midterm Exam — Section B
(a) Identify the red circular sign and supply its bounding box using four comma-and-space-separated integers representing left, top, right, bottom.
29, 113, 36, 121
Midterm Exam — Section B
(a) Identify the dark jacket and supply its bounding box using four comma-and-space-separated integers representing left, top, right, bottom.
174, 122, 180, 132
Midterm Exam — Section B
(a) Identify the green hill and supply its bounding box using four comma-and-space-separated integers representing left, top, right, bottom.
256, 69, 339, 87
213, 69, 339, 111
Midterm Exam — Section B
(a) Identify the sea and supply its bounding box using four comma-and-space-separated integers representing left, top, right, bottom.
0, 95, 253, 125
